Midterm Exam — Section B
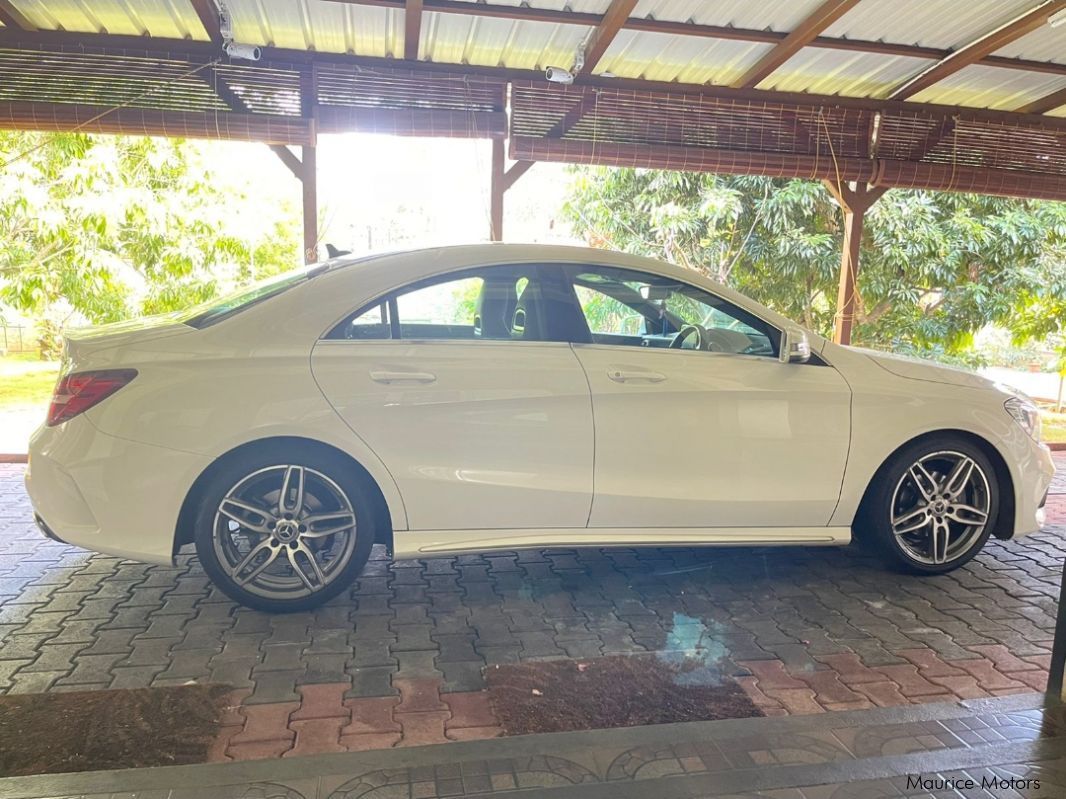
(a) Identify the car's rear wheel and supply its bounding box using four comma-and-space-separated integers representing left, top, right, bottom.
862, 436, 998, 574
193, 449, 374, 612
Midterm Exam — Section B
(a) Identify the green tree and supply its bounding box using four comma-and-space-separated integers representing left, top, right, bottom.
564, 168, 1066, 352
0, 132, 299, 329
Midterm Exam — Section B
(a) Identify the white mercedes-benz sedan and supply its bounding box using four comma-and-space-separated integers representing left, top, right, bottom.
26, 244, 1055, 611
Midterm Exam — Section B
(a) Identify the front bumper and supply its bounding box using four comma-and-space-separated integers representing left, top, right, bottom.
1012, 440, 1055, 538
25, 416, 211, 564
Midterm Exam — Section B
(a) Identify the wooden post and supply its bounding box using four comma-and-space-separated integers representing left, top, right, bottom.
823, 180, 886, 346
490, 138, 505, 242
302, 144, 318, 263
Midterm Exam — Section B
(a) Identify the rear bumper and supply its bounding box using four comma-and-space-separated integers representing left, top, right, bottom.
25, 416, 210, 564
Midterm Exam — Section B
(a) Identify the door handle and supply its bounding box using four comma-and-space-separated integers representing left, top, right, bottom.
370, 370, 437, 384
607, 369, 666, 383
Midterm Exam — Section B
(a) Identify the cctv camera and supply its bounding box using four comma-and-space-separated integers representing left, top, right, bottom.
224, 41, 262, 61
545, 66, 574, 84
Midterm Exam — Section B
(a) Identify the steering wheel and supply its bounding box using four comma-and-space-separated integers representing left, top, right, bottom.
670, 323, 708, 350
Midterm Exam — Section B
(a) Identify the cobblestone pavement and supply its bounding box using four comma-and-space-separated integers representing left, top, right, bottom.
0, 455, 1063, 762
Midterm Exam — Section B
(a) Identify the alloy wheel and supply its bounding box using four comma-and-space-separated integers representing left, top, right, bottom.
890, 450, 991, 566
212, 464, 358, 600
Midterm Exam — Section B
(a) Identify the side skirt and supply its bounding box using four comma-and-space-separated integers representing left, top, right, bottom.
393, 526, 852, 559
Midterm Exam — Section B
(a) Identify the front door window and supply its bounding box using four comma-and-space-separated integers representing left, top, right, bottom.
568, 266, 779, 357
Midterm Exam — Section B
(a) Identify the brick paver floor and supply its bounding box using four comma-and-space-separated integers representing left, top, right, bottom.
1, 454, 1063, 761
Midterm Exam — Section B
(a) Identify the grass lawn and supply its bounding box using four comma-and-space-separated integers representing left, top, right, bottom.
1041, 407, 1066, 444
0, 355, 59, 408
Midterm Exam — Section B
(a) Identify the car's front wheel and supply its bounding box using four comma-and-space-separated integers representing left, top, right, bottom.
862, 437, 998, 574
194, 449, 375, 612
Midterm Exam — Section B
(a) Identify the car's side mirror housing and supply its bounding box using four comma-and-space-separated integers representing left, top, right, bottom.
779, 327, 811, 364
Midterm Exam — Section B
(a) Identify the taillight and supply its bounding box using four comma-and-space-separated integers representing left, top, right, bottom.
47, 369, 137, 427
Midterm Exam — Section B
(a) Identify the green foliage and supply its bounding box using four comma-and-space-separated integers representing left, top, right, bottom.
0, 132, 299, 326
564, 168, 1066, 351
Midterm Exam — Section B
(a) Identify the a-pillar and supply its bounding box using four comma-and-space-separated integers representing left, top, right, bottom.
823, 180, 887, 346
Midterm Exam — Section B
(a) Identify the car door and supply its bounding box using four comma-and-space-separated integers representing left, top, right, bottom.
560, 263, 851, 529
310, 263, 594, 532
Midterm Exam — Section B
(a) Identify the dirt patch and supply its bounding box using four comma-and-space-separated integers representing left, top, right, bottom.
485, 655, 762, 735
0, 684, 233, 777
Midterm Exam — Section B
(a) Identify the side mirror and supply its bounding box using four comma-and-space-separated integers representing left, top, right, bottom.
779, 327, 811, 364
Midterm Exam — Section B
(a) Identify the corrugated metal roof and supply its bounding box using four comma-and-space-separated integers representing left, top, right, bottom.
227, 0, 400, 55
912, 64, 1066, 110
15, 0, 203, 39
634, 0, 828, 31
598, 30, 773, 85
422, 11, 589, 70
821, 0, 1037, 50
759, 50, 932, 99
993, 23, 1066, 65
4, 0, 1066, 116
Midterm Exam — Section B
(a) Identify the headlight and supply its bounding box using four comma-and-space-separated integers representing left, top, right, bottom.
1004, 397, 1041, 441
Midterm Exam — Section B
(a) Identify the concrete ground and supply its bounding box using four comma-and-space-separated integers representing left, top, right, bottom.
0, 455, 1063, 762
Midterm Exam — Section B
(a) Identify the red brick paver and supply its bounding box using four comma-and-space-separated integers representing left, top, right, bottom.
286, 718, 346, 757
291, 683, 350, 721
342, 696, 401, 735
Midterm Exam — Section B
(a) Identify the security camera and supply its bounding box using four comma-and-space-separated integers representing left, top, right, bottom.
224, 41, 261, 61
545, 66, 574, 84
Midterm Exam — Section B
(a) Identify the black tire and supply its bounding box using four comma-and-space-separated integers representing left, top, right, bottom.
193, 446, 375, 612
859, 435, 999, 575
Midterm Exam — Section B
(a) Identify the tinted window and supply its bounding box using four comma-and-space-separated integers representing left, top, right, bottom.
567, 266, 779, 357
184, 266, 324, 328
328, 265, 548, 342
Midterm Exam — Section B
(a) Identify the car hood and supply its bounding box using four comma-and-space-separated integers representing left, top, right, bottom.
849, 346, 1003, 392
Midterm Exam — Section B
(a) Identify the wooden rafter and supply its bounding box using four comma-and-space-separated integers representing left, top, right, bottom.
403, 0, 423, 60
189, 0, 223, 45
580, 0, 637, 74
733, 0, 860, 89
1015, 84, 1066, 114
889, 0, 1066, 100
0, 0, 34, 31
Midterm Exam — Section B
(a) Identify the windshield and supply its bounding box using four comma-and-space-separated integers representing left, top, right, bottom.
181, 264, 327, 328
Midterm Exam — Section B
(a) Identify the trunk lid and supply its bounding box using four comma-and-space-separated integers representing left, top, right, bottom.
62, 314, 193, 369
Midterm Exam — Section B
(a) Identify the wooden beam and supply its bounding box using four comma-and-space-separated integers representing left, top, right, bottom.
189, 0, 223, 45
733, 0, 860, 89
302, 145, 319, 263
315, 106, 507, 137
904, 118, 956, 162
502, 160, 533, 192
490, 138, 505, 241
499, 89, 602, 192
580, 0, 638, 74
823, 181, 887, 345
889, 1, 1066, 100
1015, 84, 1066, 114
0, 0, 35, 31
403, 0, 423, 60
271, 145, 305, 180
0, 100, 313, 145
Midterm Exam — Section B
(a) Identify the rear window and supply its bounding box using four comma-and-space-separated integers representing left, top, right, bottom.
182, 266, 325, 328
